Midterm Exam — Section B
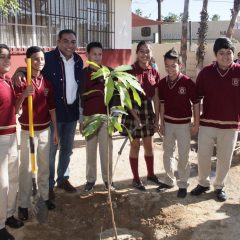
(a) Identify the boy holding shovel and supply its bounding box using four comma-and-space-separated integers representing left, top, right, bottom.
15, 46, 58, 221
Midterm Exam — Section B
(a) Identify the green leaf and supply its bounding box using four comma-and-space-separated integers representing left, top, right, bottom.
83, 117, 103, 137
0, 0, 20, 16
101, 66, 111, 79
114, 64, 133, 72
114, 82, 124, 107
83, 114, 105, 126
110, 106, 128, 115
90, 69, 103, 80
86, 60, 101, 69
115, 82, 132, 109
111, 72, 130, 89
107, 120, 115, 135
104, 76, 114, 106
109, 117, 123, 132
130, 86, 141, 107
83, 114, 108, 137
91, 67, 111, 80
120, 73, 145, 94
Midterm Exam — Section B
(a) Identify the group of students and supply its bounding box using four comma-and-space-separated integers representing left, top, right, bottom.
119, 37, 239, 202
0, 31, 239, 240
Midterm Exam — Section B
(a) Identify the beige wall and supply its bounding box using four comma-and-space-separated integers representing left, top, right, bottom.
132, 20, 230, 43
132, 42, 240, 80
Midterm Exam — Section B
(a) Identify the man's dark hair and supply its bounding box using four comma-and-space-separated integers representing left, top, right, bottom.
86, 42, 103, 53
213, 37, 234, 55
26, 46, 44, 58
58, 29, 76, 39
0, 44, 10, 55
164, 48, 182, 64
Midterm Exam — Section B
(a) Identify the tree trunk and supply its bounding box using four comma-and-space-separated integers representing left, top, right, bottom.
226, 0, 240, 38
180, 0, 189, 74
196, 0, 209, 74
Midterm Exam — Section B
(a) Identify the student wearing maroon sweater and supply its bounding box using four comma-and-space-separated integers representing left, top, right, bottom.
15, 46, 58, 221
157, 48, 200, 198
80, 42, 115, 192
0, 44, 26, 240
191, 38, 240, 202
121, 41, 160, 191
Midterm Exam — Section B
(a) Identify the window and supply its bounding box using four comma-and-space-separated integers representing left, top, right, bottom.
141, 27, 151, 37
0, 0, 115, 49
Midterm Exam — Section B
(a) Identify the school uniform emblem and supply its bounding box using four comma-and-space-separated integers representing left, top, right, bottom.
178, 87, 186, 95
232, 78, 240, 87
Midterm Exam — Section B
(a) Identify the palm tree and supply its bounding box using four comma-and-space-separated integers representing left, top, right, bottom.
180, 0, 189, 74
226, 0, 240, 38
196, 0, 209, 74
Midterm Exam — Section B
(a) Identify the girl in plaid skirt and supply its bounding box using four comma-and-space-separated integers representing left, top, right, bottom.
122, 41, 160, 190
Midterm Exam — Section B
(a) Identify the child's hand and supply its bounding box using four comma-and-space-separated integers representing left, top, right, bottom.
53, 130, 59, 145
14, 72, 26, 87
191, 124, 199, 136
23, 85, 34, 98
135, 118, 143, 129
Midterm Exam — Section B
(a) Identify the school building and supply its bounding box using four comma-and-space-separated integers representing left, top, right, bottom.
132, 13, 240, 44
0, 0, 132, 75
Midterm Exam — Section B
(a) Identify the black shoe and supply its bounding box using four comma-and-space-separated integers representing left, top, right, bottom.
104, 182, 116, 191
5, 216, 24, 229
156, 182, 174, 192
177, 188, 187, 198
18, 207, 28, 221
215, 189, 227, 202
132, 180, 146, 191
147, 175, 161, 185
84, 182, 95, 192
57, 179, 77, 193
45, 200, 56, 210
0, 228, 15, 240
191, 184, 210, 196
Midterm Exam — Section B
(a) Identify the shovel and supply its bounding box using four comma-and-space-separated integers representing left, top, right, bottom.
27, 58, 48, 223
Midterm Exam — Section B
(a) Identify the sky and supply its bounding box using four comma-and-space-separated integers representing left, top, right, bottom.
132, 0, 234, 22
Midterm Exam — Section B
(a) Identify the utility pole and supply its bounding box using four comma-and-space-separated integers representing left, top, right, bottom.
157, 0, 163, 43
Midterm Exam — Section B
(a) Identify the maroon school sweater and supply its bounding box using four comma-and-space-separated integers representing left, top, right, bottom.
196, 63, 240, 129
0, 75, 16, 135
159, 74, 199, 124
82, 67, 107, 116
130, 62, 160, 99
15, 75, 55, 131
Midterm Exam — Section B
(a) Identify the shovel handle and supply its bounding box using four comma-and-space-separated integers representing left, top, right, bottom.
27, 58, 37, 174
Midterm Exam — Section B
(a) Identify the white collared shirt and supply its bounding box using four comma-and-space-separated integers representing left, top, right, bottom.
60, 52, 78, 104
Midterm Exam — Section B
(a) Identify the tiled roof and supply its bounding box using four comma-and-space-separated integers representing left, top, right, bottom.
132, 13, 162, 27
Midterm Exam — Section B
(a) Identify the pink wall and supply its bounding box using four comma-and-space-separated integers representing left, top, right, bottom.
9, 49, 132, 77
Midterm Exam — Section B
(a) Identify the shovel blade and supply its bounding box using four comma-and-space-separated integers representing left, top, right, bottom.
32, 195, 48, 223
